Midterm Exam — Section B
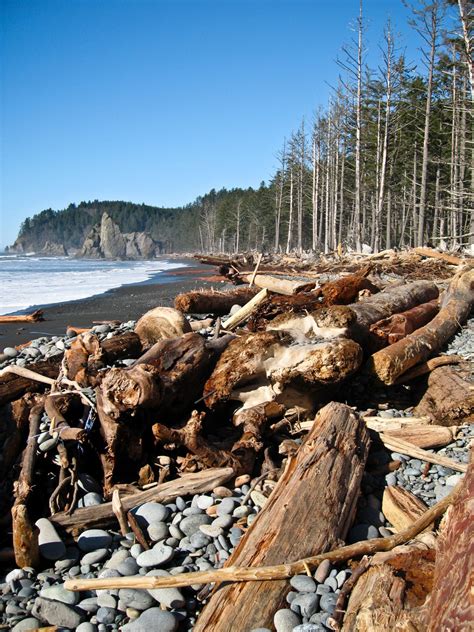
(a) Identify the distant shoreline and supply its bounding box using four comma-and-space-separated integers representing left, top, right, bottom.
0, 256, 230, 348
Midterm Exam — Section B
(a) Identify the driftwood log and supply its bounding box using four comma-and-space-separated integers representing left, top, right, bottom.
369, 298, 439, 348
0, 309, 43, 323
413, 364, 474, 425
427, 451, 472, 630
382, 486, 430, 532
50, 467, 234, 531
193, 402, 370, 631
174, 287, 258, 314
134, 306, 191, 347
240, 274, 315, 295
368, 267, 473, 384
0, 357, 62, 407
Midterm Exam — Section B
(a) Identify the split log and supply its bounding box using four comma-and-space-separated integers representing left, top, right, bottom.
99, 333, 233, 419
394, 354, 463, 383
368, 267, 473, 384
203, 331, 362, 409
174, 287, 258, 314
240, 274, 315, 295
12, 402, 44, 567
0, 357, 62, 407
64, 484, 463, 594
62, 331, 142, 386
382, 486, 430, 532
382, 424, 457, 449
379, 434, 467, 473
413, 246, 463, 266
0, 309, 43, 323
369, 298, 439, 348
247, 292, 325, 331
427, 450, 473, 631
413, 364, 474, 425
192, 402, 370, 631
134, 306, 191, 347
50, 467, 234, 531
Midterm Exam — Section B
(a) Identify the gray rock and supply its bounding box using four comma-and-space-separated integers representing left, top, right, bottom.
293, 625, 323, 632
77, 529, 112, 552
274, 608, 301, 632
316, 584, 331, 596
134, 502, 169, 526
147, 521, 169, 542
292, 593, 320, 617
97, 593, 117, 608
32, 597, 84, 628
290, 574, 317, 593
199, 524, 223, 538
118, 588, 155, 611
216, 497, 238, 516
39, 583, 79, 605
105, 548, 130, 569
76, 623, 98, 632
146, 569, 186, 608
179, 513, 211, 536
81, 548, 109, 565
4, 347, 18, 358
212, 515, 233, 529
313, 559, 331, 583
347, 523, 378, 543
38, 436, 59, 452
136, 544, 174, 568
121, 608, 178, 632
35, 518, 66, 560
96, 606, 116, 624
78, 474, 102, 494
12, 618, 41, 631
77, 597, 99, 614
196, 495, 214, 510
117, 557, 139, 576
320, 592, 338, 614
79, 492, 103, 507
324, 575, 338, 591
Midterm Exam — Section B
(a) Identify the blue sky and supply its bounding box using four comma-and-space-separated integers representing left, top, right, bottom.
1, 0, 419, 247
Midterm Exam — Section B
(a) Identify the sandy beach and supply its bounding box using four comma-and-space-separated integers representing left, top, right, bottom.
0, 257, 229, 348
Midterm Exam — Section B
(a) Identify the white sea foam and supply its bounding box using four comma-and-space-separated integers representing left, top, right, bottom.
0, 256, 185, 315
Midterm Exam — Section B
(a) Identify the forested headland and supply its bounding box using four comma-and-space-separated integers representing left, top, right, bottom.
10, 0, 473, 256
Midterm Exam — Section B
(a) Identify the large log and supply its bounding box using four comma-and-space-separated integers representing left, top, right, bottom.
427, 452, 473, 631
241, 273, 315, 295
174, 287, 258, 314
0, 309, 43, 323
413, 246, 463, 266
369, 298, 439, 348
368, 267, 474, 384
134, 306, 191, 347
0, 357, 62, 406
193, 402, 370, 632
50, 467, 234, 531
413, 364, 474, 425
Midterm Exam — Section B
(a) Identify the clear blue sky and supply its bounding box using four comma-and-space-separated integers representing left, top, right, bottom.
1, 0, 419, 247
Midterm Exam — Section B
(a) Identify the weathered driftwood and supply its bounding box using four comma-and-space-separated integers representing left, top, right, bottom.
413, 246, 463, 266
0, 357, 62, 407
382, 424, 457, 449
369, 298, 439, 348
64, 481, 463, 593
241, 273, 315, 295
394, 354, 463, 383
0, 309, 43, 323
368, 267, 473, 384
379, 434, 467, 473
12, 402, 44, 567
427, 452, 472, 631
152, 403, 284, 476
134, 306, 191, 347
318, 267, 379, 305
51, 467, 234, 531
99, 332, 233, 419
44, 394, 87, 442
382, 485, 430, 532
203, 331, 362, 409
174, 287, 258, 314
62, 331, 142, 386
222, 288, 269, 330
0, 393, 41, 478
193, 402, 370, 631
339, 539, 435, 631
414, 364, 474, 425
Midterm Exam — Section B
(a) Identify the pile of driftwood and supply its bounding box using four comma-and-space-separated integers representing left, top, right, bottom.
0, 248, 473, 630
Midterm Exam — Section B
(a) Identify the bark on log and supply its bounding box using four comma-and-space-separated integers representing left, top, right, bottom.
50, 467, 234, 531
99, 333, 232, 419
193, 402, 370, 632
174, 287, 258, 314
134, 306, 191, 347
0, 309, 43, 323
413, 364, 474, 425
394, 354, 463, 383
368, 267, 473, 384
318, 267, 379, 306
0, 357, 62, 407
382, 486, 430, 533
62, 331, 142, 386
203, 331, 362, 409
369, 298, 439, 348
427, 451, 473, 631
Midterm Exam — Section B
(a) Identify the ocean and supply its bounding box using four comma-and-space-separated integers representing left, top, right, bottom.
0, 254, 185, 315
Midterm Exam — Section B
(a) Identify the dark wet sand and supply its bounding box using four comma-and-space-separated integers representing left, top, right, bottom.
0, 258, 230, 348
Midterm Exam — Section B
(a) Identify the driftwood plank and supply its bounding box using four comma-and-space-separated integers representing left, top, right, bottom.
193, 402, 370, 631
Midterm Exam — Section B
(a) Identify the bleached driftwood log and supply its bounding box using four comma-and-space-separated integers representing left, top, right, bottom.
174, 287, 258, 314
134, 306, 191, 347
0, 357, 62, 407
240, 273, 315, 295
368, 267, 473, 384
193, 402, 370, 631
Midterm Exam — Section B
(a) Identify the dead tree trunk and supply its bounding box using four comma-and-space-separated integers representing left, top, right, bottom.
174, 287, 258, 314
368, 267, 474, 384
194, 402, 370, 632
427, 451, 473, 631
414, 364, 474, 425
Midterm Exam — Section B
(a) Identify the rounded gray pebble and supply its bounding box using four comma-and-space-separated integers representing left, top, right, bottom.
274, 608, 301, 632
290, 575, 317, 593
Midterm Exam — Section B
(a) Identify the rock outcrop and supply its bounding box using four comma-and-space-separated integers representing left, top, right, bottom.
79, 213, 162, 260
